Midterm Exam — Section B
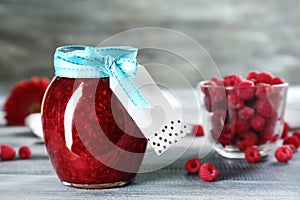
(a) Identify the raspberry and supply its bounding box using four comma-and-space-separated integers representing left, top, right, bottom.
185, 158, 202, 174
191, 125, 204, 137
236, 132, 258, 151
292, 130, 300, 140
275, 146, 293, 162
205, 71, 286, 154
0, 144, 16, 161
246, 70, 259, 82
250, 115, 266, 131
18, 146, 32, 159
223, 74, 243, 87
283, 136, 300, 149
281, 122, 290, 139
227, 94, 244, 110
255, 83, 274, 99
256, 72, 273, 84
271, 77, 284, 85
285, 144, 296, 153
199, 163, 219, 182
245, 146, 261, 163
212, 125, 232, 147
255, 100, 273, 117
236, 80, 255, 100
231, 118, 249, 133
238, 106, 255, 120
3, 77, 50, 125
218, 131, 232, 147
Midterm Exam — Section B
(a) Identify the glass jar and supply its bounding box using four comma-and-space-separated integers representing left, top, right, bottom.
42, 46, 148, 189
198, 81, 288, 159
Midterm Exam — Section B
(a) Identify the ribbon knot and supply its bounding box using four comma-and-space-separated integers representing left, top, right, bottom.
54, 45, 151, 108
116, 59, 138, 76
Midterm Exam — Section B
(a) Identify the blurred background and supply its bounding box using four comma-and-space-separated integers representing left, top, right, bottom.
0, 0, 300, 91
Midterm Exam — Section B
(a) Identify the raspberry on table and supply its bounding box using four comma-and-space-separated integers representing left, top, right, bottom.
250, 115, 266, 131
0, 144, 16, 161
238, 106, 255, 120
244, 146, 261, 163
256, 72, 273, 84
19, 146, 32, 159
223, 74, 243, 87
285, 144, 296, 153
199, 163, 219, 182
275, 146, 293, 162
191, 125, 204, 137
281, 122, 290, 139
185, 158, 202, 174
283, 136, 300, 149
292, 130, 300, 140
236, 80, 255, 100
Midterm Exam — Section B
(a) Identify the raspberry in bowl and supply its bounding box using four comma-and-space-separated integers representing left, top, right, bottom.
198, 71, 288, 159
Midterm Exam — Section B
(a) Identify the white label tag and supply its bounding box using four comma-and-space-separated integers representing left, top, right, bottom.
110, 65, 190, 155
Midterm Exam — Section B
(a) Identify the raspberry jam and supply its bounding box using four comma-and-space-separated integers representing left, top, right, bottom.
42, 77, 147, 189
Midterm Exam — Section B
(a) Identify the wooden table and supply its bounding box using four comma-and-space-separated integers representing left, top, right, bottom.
0, 127, 299, 200
1, 86, 300, 200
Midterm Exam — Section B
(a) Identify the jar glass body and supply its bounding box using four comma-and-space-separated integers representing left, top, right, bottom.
42, 76, 147, 189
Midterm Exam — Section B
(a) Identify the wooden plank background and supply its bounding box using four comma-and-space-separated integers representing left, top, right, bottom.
0, 0, 300, 88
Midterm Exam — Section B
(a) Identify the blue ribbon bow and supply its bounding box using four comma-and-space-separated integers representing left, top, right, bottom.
54, 45, 151, 108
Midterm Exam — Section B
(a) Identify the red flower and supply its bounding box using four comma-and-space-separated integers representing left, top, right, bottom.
3, 77, 50, 126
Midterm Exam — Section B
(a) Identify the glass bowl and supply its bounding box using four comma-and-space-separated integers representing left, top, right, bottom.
198, 81, 288, 159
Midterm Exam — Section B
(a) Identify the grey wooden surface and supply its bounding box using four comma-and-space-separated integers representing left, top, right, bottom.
0, 127, 300, 200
